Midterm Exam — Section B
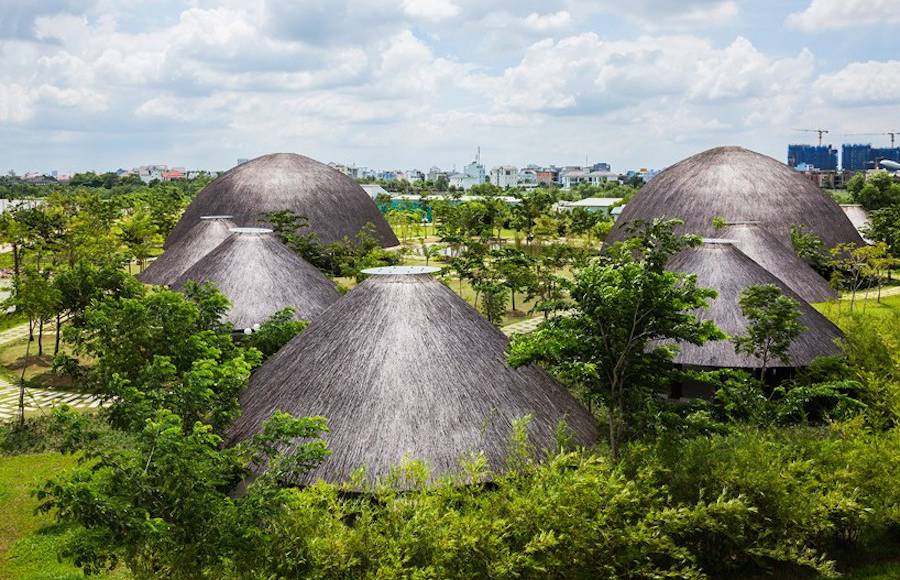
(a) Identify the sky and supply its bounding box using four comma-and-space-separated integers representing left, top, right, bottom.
1, 0, 899, 175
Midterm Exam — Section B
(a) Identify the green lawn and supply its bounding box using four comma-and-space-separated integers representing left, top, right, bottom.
0, 453, 127, 580
815, 294, 900, 327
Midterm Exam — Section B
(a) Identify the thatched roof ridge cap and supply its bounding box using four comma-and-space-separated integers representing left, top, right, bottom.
229, 227, 273, 235
200, 215, 234, 220
702, 238, 738, 244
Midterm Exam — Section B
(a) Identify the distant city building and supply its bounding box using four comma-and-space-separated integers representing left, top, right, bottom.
559, 166, 618, 189
841, 144, 900, 172
535, 169, 558, 186
448, 149, 487, 190
236, 158, 249, 166
135, 164, 169, 183
787, 144, 838, 171
161, 168, 185, 181
489, 165, 518, 188
556, 197, 624, 217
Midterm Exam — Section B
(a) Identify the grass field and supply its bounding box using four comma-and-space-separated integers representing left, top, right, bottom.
815, 294, 900, 326
0, 453, 126, 579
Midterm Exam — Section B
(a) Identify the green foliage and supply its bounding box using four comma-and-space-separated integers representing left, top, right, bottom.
265, 210, 398, 279
790, 223, 830, 276
63, 283, 256, 431
865, 206, 900, 258
241, 307, 309, 359
732, 284, 806, 377
36, 409, 329, 578
509, 218, 723, 457
847, 171, 900, 210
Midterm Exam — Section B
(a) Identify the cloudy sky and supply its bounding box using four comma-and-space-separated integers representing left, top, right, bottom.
2, 0, 899, 174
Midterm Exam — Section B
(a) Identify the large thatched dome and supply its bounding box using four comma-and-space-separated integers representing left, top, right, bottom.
720, 222, 837, 304
668, 240, 843, 369
165, 153, 399, 249
171, 228, 340, 331
607, 147, 862, 249
139, 215, 235, 286
228, 267, 598, 488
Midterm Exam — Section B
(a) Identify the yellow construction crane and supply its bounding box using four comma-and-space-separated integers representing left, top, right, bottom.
793, 128, 830, 145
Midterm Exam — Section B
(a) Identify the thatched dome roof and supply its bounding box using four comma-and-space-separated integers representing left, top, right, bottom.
228, 267, 598, 488
607, 147, 862, 249
667, 240, 843, 369
721, 222, 837, 304
139, 216, 235, 286
171, 228, 340, 331
165, 153, 398, 249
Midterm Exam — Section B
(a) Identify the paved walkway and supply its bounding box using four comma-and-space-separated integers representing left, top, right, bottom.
842, 285, 900, 301
0, 376, 100, 422
501, 317, 547, 336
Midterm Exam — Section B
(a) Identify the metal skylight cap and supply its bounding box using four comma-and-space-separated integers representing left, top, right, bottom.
361, 266, 441, 275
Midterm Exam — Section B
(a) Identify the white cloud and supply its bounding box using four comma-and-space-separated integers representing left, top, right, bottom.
522, 11, 572, 32
402, 0, 460, 21
0, 84, 34, 123
814, 60, 900, 105
492, 34, 812, 114
786, 0, 900, 32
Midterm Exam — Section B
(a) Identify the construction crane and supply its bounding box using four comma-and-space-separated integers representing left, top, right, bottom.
793, 128, 830, 145
844, 132, 900, 148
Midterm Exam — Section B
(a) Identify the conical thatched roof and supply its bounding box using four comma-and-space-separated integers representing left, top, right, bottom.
667, 240, 843, 369
171, 228, 340, 331
228, 267, 598, 488
607, 147, 862, 249
165, 153, 398, 249
720, 222, 837, 304
138, 215, 235, 286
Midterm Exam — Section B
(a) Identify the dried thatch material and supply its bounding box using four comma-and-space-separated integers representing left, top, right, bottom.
667, 240, 843, 369
165, 153, 398, 249
228, 267, 598, 488
839, 204, 870, 241
138, 216, 235, 286
721, 222, 837, 303
171, 228, 340, 331
608, 147, 862, 249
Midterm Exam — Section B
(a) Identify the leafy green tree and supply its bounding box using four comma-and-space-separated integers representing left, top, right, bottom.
509, 219, 723, 457
37, 410, 329, 578
847, 171, 900, 210
65, 283, 245, 430
790, 224, 830, 276
732, 284, 805, 381
14, 267, 60, 357
491, 247, 535, 313
117, 204, 163, 273
242, 308, 309, 359
865, 206, 900, 259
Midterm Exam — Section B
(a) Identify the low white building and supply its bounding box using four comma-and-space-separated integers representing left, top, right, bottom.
489, 165, 518, 188
556, 197, 624, 217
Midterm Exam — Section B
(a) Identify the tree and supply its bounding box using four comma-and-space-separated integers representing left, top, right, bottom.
14, 267, 60, 358
420, 241, 442, 266
64, 283, 247, 431
117, 204, 162, 273
242, 308, 309, 359
865, 206, 900, 259
508, 218, 723, 458
37, 409, 329, 578
847, 171, 900, 210
490, 247, 535, 313
732, 284, 805, 381
790, 224, 829, 276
